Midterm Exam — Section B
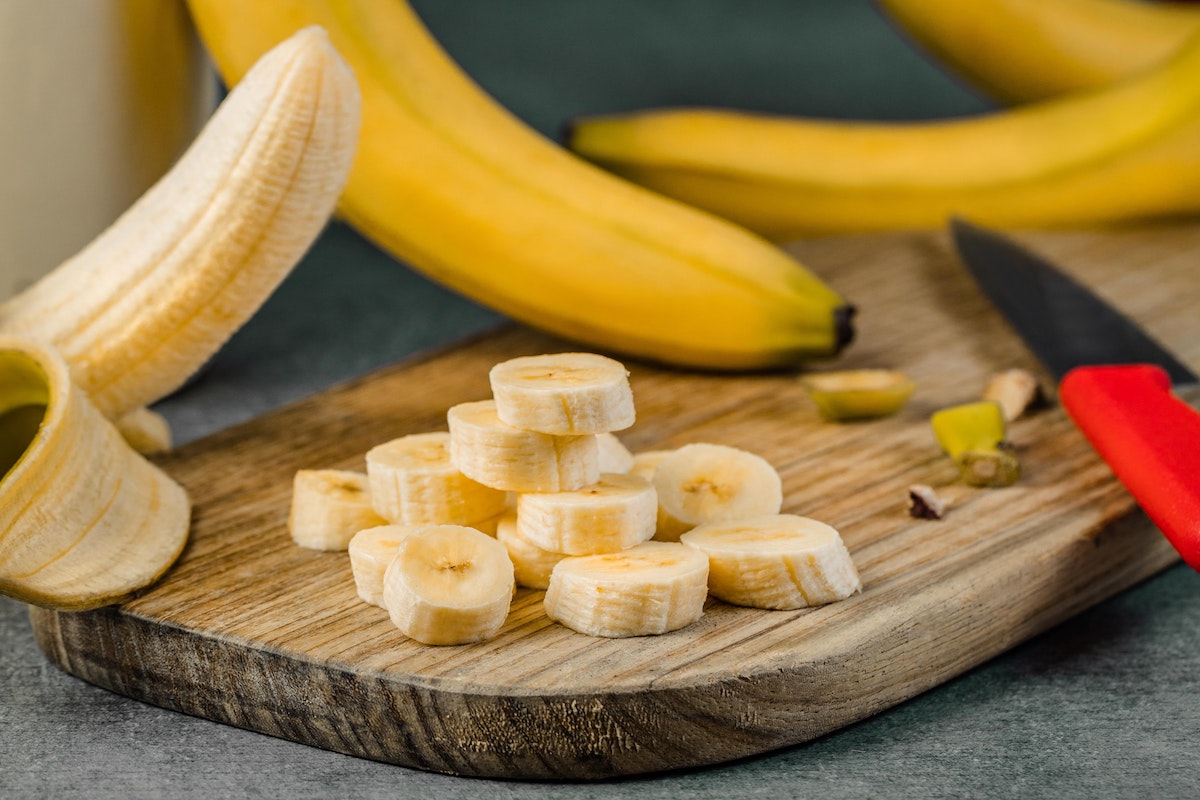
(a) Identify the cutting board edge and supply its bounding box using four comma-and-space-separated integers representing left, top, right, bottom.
26, 507, 1179, 780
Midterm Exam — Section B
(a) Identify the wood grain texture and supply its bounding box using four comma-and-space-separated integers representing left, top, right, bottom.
27, 226, 1200, 780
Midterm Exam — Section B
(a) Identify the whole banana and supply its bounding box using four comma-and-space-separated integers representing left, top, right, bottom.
876, 0, 1200, 103
0, 26, 361, 420
567, 30, 1200, 239
185, 0, 853, 371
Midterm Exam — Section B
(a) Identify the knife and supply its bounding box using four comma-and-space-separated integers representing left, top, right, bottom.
949, 218, 1200, 571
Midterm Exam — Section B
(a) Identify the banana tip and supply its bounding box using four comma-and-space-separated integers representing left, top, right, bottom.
834, 304, 857, 354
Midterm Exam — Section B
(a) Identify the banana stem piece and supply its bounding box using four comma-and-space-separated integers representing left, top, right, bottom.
0, 26, 361, 420
0, 337, 190, 610
930, 400, 1019, 488
800, 369, 915, 422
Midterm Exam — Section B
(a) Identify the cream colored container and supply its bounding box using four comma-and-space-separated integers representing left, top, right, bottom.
0, 0, 215, 301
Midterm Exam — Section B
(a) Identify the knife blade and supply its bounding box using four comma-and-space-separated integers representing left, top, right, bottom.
950, 218, 1200, 571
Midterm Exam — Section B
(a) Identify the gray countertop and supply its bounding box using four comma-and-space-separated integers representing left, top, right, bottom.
3, 2, 1198, 797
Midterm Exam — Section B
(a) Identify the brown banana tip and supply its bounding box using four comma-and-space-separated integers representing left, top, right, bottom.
558, 117, 578, 147
834, 304, 857, 353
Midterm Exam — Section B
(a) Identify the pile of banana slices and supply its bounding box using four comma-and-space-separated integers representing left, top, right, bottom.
290, 352, 862, 646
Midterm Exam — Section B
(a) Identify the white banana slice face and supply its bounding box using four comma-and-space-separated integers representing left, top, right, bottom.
596, 432, 635, 474
288, 469, 387, 551
488, 353, 635, 434
447, 399, 599, 492
628, 448, 691, 542
366, 432, 508, 525
544, 541, 709, 638
382, 524, 515, 645
680, 514, 861, 609
348, 524, 421, 607
517, 473, 657, 555
496, 513, 566, 590
653, 443, 783, 531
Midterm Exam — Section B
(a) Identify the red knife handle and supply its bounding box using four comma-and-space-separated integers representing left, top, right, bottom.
1060, 364, 1200, 570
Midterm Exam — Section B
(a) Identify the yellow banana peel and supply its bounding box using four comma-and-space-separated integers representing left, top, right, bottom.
876, 0, 1200, 103
567, 30, 1200, 239
185, 0, 854, 371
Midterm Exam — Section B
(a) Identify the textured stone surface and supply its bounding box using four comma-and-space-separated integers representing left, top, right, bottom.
3, 1, 1197, 797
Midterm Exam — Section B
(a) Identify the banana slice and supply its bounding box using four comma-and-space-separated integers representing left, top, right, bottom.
488, 353, 635, 435
288, 469, 387, 551
544, 541, 709, 638
0, 337, 190, 610
348, 524, 420, 607
366, 432, 508, 525
381, 524, 515, 645
517, 473, 657, 555
627, 448, 692, 542
596, 432, 635, 474
496, 514, 566, 590
653, 443, 783, 532
447, 400, 599, 492
680, 514, 861, 610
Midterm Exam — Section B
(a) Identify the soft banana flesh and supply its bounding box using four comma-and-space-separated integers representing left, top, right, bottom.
489, 353, 635, 435
289, 469, 387, 551
0, 338, 190, 610
186, 0, 854, 370
653, 443, 784, 530
0, 26, 361, 420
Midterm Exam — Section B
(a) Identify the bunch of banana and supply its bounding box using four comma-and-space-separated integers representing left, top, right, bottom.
566, 28, 1200, 238
184, 0, 854, 371
877, 0, 1200, 103
0, 28, 360, 610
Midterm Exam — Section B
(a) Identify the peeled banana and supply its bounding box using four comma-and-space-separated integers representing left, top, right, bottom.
185, 0, 853, 370
0, 27, 360, 421
0, 337, 190, 610
516, 473, 658, 555
567, 30, 1200, 238
877, 0, 1200, 103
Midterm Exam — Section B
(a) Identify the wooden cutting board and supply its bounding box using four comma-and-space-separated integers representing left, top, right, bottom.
27, 227, 1200, 780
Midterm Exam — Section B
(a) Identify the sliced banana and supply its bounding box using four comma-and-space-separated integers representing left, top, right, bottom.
288, 469, 387, 551
382, 524, 515, 645
544, 541, 709, 638
517, 473, 657, 555
653, 443, 783, 532
627, 448, 692, 542
366, 431, 508, 525
680, 514, 861, 610
348, 524, 420, 607
488, 352, 635, 434
496, 513, 566, 590
447, 399, 599, 492
596, 432, 635, 474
